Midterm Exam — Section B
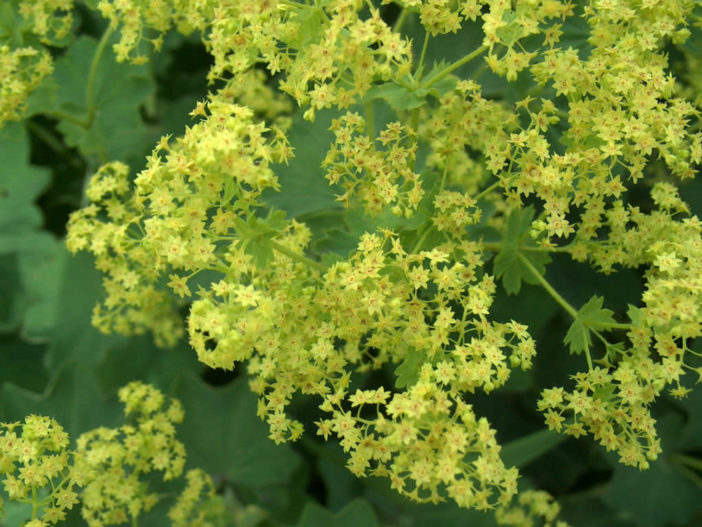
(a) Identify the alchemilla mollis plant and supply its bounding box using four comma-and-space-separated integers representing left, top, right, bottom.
1, 0, 701, 526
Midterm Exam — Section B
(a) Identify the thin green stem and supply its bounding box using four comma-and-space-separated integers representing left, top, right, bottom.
86, 25, 114, 127
416, 31, 430, 77
472, 179, 502, 202
411, 223, 433, 253
516, 253, 578, 319
438, 163, 449, 193
583, 341, 594, 371
365, 100, 375, 140
409, 106, 420, 171
587, 320, 632, 330
423, 44, 489, 89
47, 109, 89, 128
517, 253, 596, 370
31, 487, 39, 519
270, 240, 326, 273
592, 329, 617, 364
673, 454, 702, 472
392, 8, 409, 33
25, 120, 73, 158
394, 76, 415, 91
481, 241, 570, 254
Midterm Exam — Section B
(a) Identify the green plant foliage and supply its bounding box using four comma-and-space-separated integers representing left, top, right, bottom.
493, 206, 551, 295
173, 373, 302, 488
564, 295, 615, 355
1, 1, 701, 526
296, 499, 380, 527
29, 34, 154, 161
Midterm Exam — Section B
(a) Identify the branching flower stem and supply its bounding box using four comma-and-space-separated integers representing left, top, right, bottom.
481, 242, 570, 254
423, 44, 489, 89
86, 25, 114, 127
516, 253, 577, 317
270, 240, 326, 273
517, 253, 597, 370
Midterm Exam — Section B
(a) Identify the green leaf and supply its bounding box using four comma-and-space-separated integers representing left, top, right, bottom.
174, 373, 301, 488
0, 123, 51, 233
235, 210, 288, 267
500, 428, 567, 468
602, 455, 700, 527
559, 495, 635, 527
0, 254, 24, 331
35, 35, 154, 160
0, 123, 63, 337
17, 237, 67, 340
96, 336, 199, 397
287, 6, 324, 48
364, 81, 426, 111
0, 337, 49, 393
1, 361, 121, 437
495, 10, 524, 46
43, 252, 114, 368
394, 347, 427, 389
314, 441, 364, 510
564, 295, 615, 355
363, 475, 498, 527
296, 499, 380, 527
1, 500, 32, 527
263, 108, 342, 218
626, 303, 643, 326
490, 282, 557, 342
493, 206, 550, 295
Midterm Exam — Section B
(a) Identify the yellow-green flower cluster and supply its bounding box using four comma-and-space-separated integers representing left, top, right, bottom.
66, 95, 292, 346
0, 383, 226, 527
68, 137, 540, 507
96, 0, 197, 63
539, 364, 664, 470
0, 45, 53, 125
495, 489, 569, 527
0, 416, 76, 525
421, 79, 517, 192
0, 0, 74, 127
56, 0, 701, 520
524, 1, 701, 239
324, 113, 422, 215
239, 232, 537, 507
17, 0, 74, 42
168, 468, 226, 527
96, 0, 413, 121
74, 382, 186, 526
535, 183, 701, 468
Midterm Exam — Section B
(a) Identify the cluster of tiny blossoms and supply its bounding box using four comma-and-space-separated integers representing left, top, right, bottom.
244, 232, 537, 508
0, 1, 73, 126
0, 383, 224, 527
0, 415, 76, 525
67, 105, 538, 507
0, 45, 53, 125
324, 113, 422, 215
168, 468, 227, 527
532, 182, 701, 469
495, 489, 569, 527
8, 0, 699, 521
66, 95, 292, 346
404, 0, 702, 469
96, 0, 414, 120
74, 382, 187, 526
